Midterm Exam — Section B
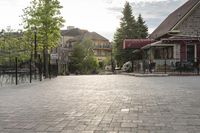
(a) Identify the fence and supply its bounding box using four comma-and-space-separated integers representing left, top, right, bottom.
132, 58, 200, 75
0, 51, 58, 87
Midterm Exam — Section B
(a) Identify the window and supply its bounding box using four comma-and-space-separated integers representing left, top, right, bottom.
97, 50, 101, 56
154, 46, 173, 59
187, 45, 195, 62
167, 47, 173, 59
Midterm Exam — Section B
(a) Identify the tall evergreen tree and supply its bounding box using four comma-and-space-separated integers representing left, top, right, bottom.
22, 0, 65, 78
113, 2, 137, 66
137, 14, 148, 38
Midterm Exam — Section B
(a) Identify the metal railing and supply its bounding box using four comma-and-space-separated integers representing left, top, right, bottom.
132, 58, 200, 75
0, 52, 58, 87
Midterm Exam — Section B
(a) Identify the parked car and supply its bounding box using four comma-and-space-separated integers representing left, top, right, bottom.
122, 61, 132, 72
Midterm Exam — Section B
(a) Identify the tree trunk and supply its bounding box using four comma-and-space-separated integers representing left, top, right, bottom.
44, 25, 49, 78
45, 48, 49, 78
43, 47, 49, 78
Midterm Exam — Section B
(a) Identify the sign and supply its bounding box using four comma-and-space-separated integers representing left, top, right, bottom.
50, 54, 58, 60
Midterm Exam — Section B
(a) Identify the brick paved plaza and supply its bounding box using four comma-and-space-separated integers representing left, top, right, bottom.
0, 75, 200, 133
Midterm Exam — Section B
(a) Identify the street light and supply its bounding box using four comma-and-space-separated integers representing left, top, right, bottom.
110, 44, 114, 73
31, 26, 37, 80
197, 31, 199, 75
0, 29, 5, 55
33, 27, 37, 61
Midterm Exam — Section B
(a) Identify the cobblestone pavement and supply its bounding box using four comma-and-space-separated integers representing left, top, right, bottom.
0, 75, 200, 133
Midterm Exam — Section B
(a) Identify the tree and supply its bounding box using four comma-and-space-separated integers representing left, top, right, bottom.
113, 2, 137, 66
68, 42, 85, 73
121, 2, 138, 39
22, 0, 65, 78
113, 2, 148, 67
137, 14, 148, 38
83, 55, 99, 74
0, 28, 30, 65
69, 39, 99, 74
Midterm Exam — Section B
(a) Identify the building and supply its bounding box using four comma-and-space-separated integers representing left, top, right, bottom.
84, 31, 112, 62
52, 27, 111, 74
123, 0, 200, 73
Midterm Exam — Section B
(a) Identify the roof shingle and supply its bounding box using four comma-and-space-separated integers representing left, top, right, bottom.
149, 0, 200, 39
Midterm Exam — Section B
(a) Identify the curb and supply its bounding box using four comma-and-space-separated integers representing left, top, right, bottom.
121, 73, 169, 77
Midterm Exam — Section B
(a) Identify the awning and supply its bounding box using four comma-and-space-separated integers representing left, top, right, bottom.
123, 39, 155, 49
141, 41, 162, 49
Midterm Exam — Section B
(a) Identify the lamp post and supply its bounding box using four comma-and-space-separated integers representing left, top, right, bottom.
33, 27, 37, 61
111, 44, 114, 73
32, 27, 37, 79
0, 29, 4, 36
197, 31, 199, 75
0, 29, 5, 46
131, 51, 135, 73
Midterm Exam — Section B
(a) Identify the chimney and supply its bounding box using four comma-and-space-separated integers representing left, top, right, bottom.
67, 26, 75, 30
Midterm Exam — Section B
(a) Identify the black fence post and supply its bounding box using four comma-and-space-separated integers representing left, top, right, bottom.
164, 59, 167, 74
198, 58, 200, 75
56, 59, 58, 76
43, 49, 46, 78
15, 57, 18, 85
39, 55, 42, 81
30, 55, 32, 83
49, 54, 51, 79
34, 60, 37, 80
131, 59, 134, 73
180, 60, 182, 75
143, 60, 146, 74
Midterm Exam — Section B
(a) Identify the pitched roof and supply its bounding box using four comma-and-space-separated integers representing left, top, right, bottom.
61, 28, 109, 42
83, 32, 109, 41
149, 0, 200, 39
123, 39, 155, 49
61, 28, 88, 36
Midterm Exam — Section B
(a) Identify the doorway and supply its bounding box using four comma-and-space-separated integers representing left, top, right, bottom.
187, 45, 195, 62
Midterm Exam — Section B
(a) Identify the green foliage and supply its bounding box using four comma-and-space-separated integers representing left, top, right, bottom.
22, 0, 65, 51
113, 2, 148, 66
83, 55, 99, 74
69, 43, 85, 73
0, 28, 30, 65
98, 56, 112, 70
69, 39, 99, 74
137, 14, 148, 38
22, 0, 65, 77
120, 2, 138, 39
103, 56, 111, 66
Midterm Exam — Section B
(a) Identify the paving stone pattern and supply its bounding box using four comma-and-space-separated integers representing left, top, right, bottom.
0, 75, 200, 133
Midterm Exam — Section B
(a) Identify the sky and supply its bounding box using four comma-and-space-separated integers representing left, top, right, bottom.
0, 0, 188, 41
